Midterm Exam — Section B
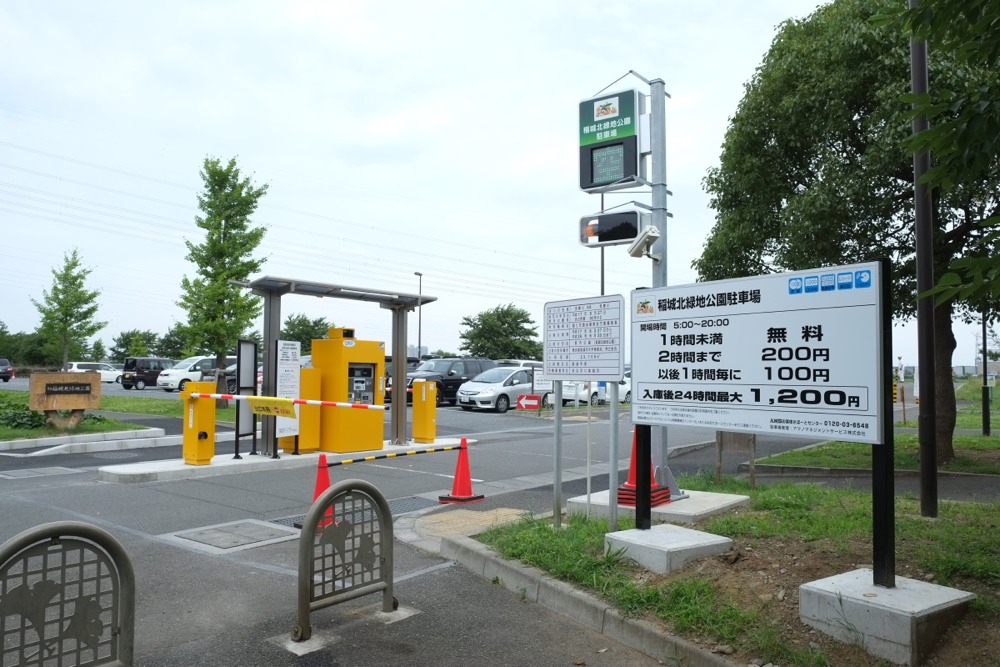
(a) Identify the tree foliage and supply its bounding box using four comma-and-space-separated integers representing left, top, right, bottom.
89, 340, 107, 362
891, 0, 1000, 307
178, 157, 268, 372
31, 248, 106, 370
696, 0, 1000, 462
459, 304, 542, 360
157, 323, 192, 360
109, 329, 160, 361
281, 314, 332, 355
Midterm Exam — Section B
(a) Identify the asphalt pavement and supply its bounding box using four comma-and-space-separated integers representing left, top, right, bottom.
1, 407, 997, 666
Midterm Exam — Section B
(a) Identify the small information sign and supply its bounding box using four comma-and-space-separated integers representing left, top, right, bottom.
543, 295, 625, 382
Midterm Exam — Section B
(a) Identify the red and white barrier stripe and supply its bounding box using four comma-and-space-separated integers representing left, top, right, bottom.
188, 393, 387, 411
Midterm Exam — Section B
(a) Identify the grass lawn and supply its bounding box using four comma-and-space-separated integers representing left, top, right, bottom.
0, 390, 237, 441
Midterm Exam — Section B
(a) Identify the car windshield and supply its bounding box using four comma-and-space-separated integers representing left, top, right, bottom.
471, 368, 514, 383
171, 357, 202, 370
415, 360, 454, 373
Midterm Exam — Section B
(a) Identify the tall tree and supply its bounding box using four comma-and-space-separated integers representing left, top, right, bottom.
109, 329, 160, 361
31, 248, 106, 370
459, 304, 542, 360
695, 0, 1000, 463
281, 314, 332, 355
178, 157, 268, 378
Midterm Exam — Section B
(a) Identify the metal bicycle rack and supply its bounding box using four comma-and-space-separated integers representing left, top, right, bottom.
0, 521, 136, 666
293, 479, 396, 642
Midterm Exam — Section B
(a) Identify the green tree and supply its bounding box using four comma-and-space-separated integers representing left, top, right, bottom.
110, 329, 160, 360
90, 339, 107, 362
178, 157, 268, 378
281, 314, 332, 355
31, 248, 106, 370
695, 0, 1000, 464
459, 304, 542, 360
891, 1, 1000, 307
0, 322, 12, 360
158, 323, 193, 360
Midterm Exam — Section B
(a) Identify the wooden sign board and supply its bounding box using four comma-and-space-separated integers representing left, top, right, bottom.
28, 372, 101, 411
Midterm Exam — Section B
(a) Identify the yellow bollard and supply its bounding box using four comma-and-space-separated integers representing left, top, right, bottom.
412, 379, 437, 444
182, 381, 217, 465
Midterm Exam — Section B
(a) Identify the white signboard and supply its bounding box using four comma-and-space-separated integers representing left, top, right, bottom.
543, 295, 625, 382
630, 261, 885, 444
275, 340, 301, 438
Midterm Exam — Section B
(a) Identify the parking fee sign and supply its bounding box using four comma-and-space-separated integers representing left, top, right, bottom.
630, 262, 885, 444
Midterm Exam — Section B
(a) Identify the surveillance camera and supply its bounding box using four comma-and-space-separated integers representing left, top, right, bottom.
627, 225, 661, 259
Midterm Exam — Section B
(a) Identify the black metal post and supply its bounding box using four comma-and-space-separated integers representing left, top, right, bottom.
635, 424, 651, 530
910, 0, 938, 517
873, 258, 895, 588
984, 311, 991, 436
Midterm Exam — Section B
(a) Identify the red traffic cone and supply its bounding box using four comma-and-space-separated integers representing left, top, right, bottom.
314, 453, 334, 527
618, 430, 671, 506
439, 438, 485, 504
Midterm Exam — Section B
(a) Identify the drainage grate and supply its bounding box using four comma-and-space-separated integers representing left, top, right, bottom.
272, 496, 438, 529
92, 451, 141, 459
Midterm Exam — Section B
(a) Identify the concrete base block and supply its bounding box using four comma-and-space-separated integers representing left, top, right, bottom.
799, 568, 975, 666
567, 489, 749, 524
605, 524, 732, 574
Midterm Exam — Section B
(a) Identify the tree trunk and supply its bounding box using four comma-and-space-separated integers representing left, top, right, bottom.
933, 301, 957, 464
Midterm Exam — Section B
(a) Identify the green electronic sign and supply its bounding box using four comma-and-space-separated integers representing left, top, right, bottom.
579, 89, 640, 192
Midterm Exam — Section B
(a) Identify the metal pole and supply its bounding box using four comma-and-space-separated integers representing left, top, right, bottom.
872, 258, 895, 588
649, 78, 670, 484
984, 309, 991, 436
553, 381, 563, 529
414, 272, 423, 359
910, 0, 938, 517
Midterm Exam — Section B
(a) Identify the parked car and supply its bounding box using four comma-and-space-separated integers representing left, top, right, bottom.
157, 355, 237, 392
457, 366, 537, 413
563, 380, 601, 406
389, 357, 496, 406
66, 361, 120, 383
224, 363, 263, 394
121, 357, 174, 390
0, 357, 12, 382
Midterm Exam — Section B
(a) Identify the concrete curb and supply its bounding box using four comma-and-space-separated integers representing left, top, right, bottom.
440, 534, 734, 667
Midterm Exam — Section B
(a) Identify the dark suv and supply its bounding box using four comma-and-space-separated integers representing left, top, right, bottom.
121, 357, 174, 390
392, 357, 496, 406
0, 357, 12, 382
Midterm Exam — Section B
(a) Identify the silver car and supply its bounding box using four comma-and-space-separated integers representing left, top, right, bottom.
457, 367, 535, 413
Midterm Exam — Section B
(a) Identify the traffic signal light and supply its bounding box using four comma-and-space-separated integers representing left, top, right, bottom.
579, 212, 642, 247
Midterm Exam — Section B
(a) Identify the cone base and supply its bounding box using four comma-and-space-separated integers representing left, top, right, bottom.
616, 485, 672, 507
438, 494, 485, 504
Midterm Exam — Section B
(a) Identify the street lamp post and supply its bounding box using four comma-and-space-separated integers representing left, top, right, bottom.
414, 272, 423, 359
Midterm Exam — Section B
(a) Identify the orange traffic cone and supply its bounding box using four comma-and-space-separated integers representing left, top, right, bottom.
314, 453, 334, 527
618, 430, 671, 506
439, 438, 485, 504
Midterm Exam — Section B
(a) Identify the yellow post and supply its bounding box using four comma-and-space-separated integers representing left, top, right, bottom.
182, 381, 217, 465
412, 379, 436, 444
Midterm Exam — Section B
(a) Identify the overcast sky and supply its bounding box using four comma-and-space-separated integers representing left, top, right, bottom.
0, 1, 981, 366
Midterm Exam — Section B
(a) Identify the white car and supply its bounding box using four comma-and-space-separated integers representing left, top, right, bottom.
457, 367, 536, 413
157, 355, 236, 392
66, 361, 120, 383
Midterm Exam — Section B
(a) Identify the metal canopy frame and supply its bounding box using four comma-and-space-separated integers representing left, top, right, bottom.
246, 275, 437, 449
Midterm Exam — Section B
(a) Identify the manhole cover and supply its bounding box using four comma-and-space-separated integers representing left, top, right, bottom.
170, 520, 299, 553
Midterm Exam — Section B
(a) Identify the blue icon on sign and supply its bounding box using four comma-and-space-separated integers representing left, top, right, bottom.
788, 278, 803, 294
837, 272, 853, 289
820, 274, 836, 292
855, 270, 872, 288
804, 276, 819, 293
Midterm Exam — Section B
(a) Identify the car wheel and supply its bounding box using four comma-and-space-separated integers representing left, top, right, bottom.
436, 385, 445, 407
227, 380, 237, 394
122, 384, 132, 390
590, 392, 598, 406
542, 393, 552, 408
115, 375, 122, 384
135, 379, 146, 390
178, 379, 188, 392
624, 391, 632, 403
460, 406, 473, 411
495, 395, 510, 414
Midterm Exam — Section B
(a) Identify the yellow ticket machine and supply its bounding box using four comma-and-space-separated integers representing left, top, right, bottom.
310, 327, 385, 453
